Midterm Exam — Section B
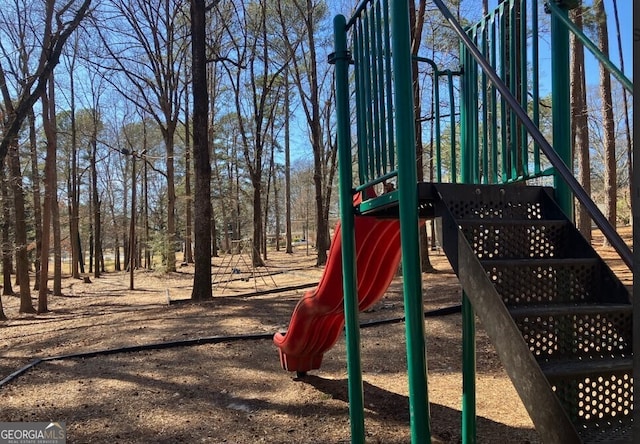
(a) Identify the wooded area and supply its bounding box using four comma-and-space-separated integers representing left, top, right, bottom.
0, 0, 632, 319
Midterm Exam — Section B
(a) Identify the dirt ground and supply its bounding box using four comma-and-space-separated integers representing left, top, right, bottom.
0, 229, 631, 443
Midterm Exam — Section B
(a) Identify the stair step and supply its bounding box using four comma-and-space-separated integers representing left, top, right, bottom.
456, 219, 592, 260
482, 257, 629, 305
540, 357, 632, 379
508, 302, 632, 318
481, 257, 599, 267
510, 302, 632, 362
457, 218, 568, 226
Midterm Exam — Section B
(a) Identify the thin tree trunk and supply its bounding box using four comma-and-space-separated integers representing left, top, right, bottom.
595, 0, 616, 245
410, 0, 434, 272
184, 89, 193, 264
144, 155, 151, 268
91, 109, 101, 278
1, 166, 14, 296
165, 132, 177, 271
284, 68, 293, 254
68, 54, 81, 279
611, 0, 632, 216
570, 6, 591, 242
0, 290, 6, 320
28, 111, 43, 288
49, 76, 62, 296
39, 77, 57, 313
275, 162, 281, 252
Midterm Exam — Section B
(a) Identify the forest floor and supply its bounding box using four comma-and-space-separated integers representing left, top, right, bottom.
0, 227, 632, 443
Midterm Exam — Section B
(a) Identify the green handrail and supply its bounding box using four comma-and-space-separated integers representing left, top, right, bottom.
545, 0, 633, 94
431, 0, 633, 271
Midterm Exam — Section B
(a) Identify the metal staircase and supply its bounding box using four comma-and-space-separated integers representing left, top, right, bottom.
433, 182, 633, 443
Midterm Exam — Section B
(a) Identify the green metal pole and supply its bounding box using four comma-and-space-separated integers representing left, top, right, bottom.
459, 37, 477, 444
461, 295, 476, 443
333, 15, 365, 444
550, 2, 573, 219
390, 0, 430, 442
532, 0, 541, 174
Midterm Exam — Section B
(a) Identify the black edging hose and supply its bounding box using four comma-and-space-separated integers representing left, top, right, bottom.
0, 304, 461, 388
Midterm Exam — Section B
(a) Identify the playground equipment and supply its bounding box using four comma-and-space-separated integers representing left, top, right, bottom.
275, 0, 635, 442
212, 239, 277, 292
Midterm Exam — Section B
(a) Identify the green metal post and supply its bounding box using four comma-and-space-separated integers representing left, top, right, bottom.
519, 0, 529, 178
489, 15, 499, 184
550, 2, 574, 219
448, 73, 457, 182
390, 0, 431, 441
461, 295, 476, 444
532, 0, 541, 174
333, 15, 365, 444
459, 36, 477, 444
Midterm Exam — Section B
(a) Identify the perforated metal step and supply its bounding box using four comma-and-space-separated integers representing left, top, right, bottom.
432, 182, 633, 444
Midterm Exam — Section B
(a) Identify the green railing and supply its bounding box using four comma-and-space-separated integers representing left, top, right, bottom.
453, 0, 632, 267
334, 1, 429, 443
461, 0, 549, 185
349, 0, 397, 192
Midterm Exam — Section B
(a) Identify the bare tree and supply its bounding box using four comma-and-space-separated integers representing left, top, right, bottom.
0, 0, 92, 166
0, 0, 89, 312
276, 0, 335, 266
220, 1, 288, 267
94, 0, 189, 272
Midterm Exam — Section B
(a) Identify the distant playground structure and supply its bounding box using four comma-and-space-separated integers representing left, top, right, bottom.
274, 1, 636, 443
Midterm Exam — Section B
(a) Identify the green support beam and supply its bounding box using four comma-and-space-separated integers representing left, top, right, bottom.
332, 15, 365, 444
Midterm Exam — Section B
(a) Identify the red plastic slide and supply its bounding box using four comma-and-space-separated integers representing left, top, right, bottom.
273, 216, 402, 373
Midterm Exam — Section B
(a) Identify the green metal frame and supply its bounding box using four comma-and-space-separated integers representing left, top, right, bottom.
334, 1, 430, 442
333, 0, 633, 442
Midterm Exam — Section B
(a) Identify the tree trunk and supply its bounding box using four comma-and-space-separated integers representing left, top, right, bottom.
594, 0, 616, 245
611, 1, 632, 217
8, 140, 33, 313
184, 89, 194, 264
570, 6, 591, 242
410, 0, 435, 272
68, 60, 81, 279
284, 69, 293, 254
48, 76, 62, 296
274, 162, 281, 252
0, 290, 6, 320
190, 0, 213, 301
165, 133, 177, 272
28, 111, 43, 289
144, 156, 151, 268
39, 76, 57, 312
252, 184, 265, 267
1, 166, 14, 296
91, 110, 101, 279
